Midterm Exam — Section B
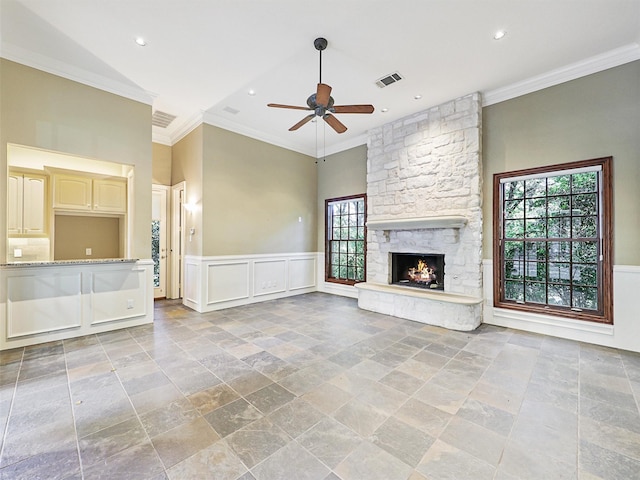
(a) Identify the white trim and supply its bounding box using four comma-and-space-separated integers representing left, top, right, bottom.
318, 133, 368, 158
183, 253, 318, 312
203, 112, 316, 157
170, 111, 205, 146
1, 260, 153, 350
491, 307, 613, 336
483, 43, 640, 106
483, 260, 640, 353
169, 182, 186, 299
1, 42, 154, 106
367, 216, 467, 230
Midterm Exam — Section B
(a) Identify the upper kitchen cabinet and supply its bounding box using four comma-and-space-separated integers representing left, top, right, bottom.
93, 179, 127, 213
53, 173, 127, 214
8, 170, 48, 236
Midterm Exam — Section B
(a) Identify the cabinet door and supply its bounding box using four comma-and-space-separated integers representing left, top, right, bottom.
53, 175, 92, 211
22, 174, 47, 234
7, 173, 23, 234
93, 179, 127, 213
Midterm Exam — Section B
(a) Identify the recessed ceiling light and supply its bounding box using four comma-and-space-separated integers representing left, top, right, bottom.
248, 89, 256, 96
135, 37, 146, 46
493, 30, 506, 40
414, 94, 422, 100
381, 108, 389, 113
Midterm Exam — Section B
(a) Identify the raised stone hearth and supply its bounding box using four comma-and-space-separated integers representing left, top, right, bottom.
357, 93, 483, 330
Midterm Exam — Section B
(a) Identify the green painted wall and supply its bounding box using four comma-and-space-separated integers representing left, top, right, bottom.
201, 124, 317, 255
152, 142, 172, 186
316, 145, 368, 251
0, 59, 152, 262
483, 61, 640, 265
171, 126, 204, 257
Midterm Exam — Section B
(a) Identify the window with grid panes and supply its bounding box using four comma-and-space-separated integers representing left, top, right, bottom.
493, 157, 612, 324
325, 195, 366, 285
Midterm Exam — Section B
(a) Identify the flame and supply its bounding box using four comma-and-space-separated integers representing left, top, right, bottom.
417, 259, 427, 273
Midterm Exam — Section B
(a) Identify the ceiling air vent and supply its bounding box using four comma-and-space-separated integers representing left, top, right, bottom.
375, 72, 404, 88
151, 110, 177, 128
223, 106, 240, 115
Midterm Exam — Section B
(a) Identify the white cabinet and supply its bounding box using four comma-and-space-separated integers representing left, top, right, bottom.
53, 174, 126, 214
8, 171, 47, 236
52, 174, 92, 211
93, 179, 127, 213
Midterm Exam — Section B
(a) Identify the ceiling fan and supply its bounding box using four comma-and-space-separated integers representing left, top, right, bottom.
267, 37, 374, 134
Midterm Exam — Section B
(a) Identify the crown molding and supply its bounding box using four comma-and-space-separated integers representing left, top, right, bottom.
169, 111, 205, 145
151, 131, 172, 146
483, 43, 640, 106
1, 42, 155, 106
317, 133, 367, 158
202, 112, 316, 157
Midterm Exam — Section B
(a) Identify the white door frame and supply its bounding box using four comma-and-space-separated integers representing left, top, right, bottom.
152, 185, 169, 298
169, 181, 186, 299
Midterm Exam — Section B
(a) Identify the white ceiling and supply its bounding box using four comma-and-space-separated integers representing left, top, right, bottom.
2, 0, 639, 157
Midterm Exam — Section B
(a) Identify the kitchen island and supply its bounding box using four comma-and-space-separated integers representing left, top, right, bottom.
0, 259, 153, 350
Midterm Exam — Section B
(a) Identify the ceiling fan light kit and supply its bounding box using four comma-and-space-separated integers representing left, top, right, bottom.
267, 37, 374, 134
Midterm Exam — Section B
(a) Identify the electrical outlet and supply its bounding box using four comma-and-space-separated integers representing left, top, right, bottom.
127, 299, 134, 309
13, 248, 22, 258
86, 248, 92, 256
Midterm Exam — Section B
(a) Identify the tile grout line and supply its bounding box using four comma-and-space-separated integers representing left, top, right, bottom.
0, 348, 25, 468
62, 337, 87, 480
118, 327, 184, 477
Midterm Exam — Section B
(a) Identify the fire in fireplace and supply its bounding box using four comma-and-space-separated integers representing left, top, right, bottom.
391, 253, 445, 290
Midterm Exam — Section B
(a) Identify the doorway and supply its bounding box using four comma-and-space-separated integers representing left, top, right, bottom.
152, 185, 169, 298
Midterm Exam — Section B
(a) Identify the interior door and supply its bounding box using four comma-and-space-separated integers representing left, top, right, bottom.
169, 182, 186, 299
152, 185, 168, 298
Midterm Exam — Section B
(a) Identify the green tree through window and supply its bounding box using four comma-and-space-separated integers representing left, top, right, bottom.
325, 195, 366, 285
494, 157, 613, 324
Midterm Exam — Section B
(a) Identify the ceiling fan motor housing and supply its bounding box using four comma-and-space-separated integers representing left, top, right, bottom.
314, 37, 328, 51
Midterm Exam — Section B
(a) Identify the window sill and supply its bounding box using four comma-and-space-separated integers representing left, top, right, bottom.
492, 307, 614, 336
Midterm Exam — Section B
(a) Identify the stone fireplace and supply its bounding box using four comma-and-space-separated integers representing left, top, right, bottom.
355, 93, 483, 331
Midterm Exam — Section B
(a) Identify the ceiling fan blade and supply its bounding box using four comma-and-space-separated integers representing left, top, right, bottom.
268, 103, 312, 111
289, 113, 315, 131
316, 83, 332, 107
323, 114, 347, 134
332, 104, 375, 114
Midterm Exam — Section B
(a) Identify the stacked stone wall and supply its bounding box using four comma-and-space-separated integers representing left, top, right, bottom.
366, 93, 483, 298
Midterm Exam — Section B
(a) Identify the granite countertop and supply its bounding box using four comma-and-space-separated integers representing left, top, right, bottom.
1, 258, 140, 267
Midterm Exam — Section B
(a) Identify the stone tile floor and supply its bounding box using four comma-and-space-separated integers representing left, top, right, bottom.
1, 292, 640, 479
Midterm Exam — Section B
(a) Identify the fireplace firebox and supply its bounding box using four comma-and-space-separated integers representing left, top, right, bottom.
391, 253, 445, 290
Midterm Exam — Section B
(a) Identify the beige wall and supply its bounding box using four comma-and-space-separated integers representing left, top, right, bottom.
152, 142, 172, 186
202, 124, 317, 256
316, 145, 367, 250
482, 61, 640, 265
0, 59, 152, 262
54, 215, 121, 260
171, 126, 204, 257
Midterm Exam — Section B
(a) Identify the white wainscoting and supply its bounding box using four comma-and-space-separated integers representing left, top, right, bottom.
1, 260, 154, 350
483, 260, 640, 353
183, 253, 318, 313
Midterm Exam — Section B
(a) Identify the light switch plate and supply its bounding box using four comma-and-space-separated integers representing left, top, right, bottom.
86, 248, 92, 256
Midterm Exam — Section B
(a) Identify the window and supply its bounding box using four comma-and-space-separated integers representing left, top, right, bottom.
325, 195, 366, 285
493, 157, 612, 324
